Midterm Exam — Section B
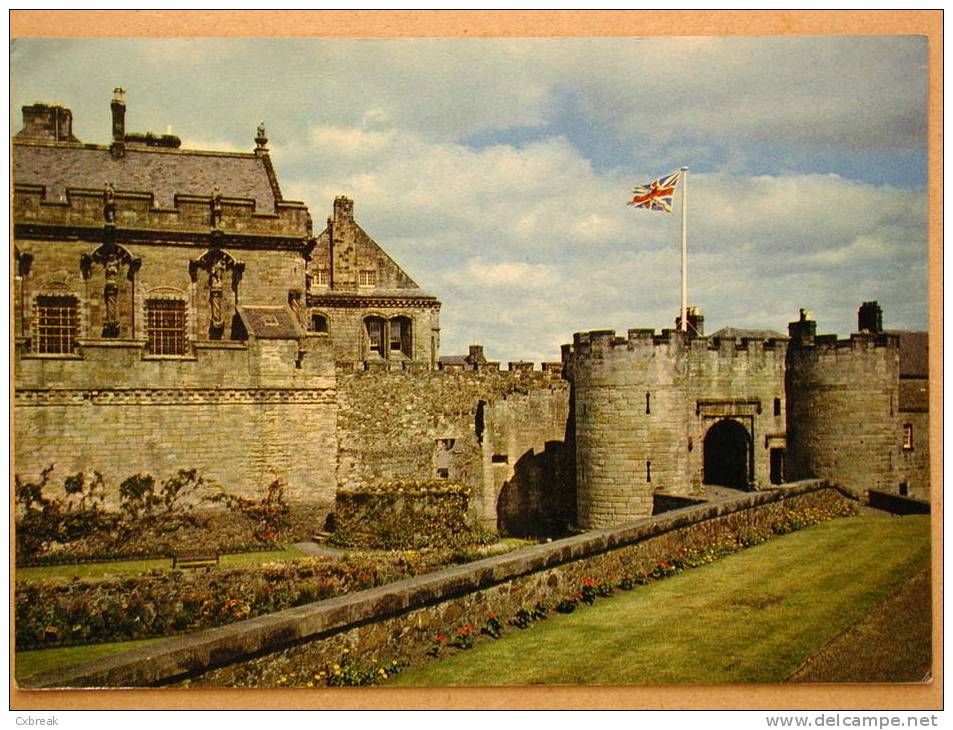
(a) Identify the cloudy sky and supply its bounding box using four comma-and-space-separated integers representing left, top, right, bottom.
11, 37, 928, 361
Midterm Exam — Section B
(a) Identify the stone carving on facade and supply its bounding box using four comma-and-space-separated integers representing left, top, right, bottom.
102, 255, 121, 337
208, 258, 226, 335
103, 182, 116, 225
210, 186, 223, 230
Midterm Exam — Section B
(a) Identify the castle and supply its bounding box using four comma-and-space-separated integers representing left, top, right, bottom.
12, 91, 930, 536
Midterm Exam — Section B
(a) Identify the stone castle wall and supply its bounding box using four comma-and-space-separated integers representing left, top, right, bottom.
786, 333, 901, 496
566, 328, 787, 529
13, 337, 338, 505
306, 302, 441, 369
335, 366, 571, 530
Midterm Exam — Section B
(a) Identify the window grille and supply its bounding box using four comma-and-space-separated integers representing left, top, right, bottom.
34, 295, 79, 354
146, 299, 187, 355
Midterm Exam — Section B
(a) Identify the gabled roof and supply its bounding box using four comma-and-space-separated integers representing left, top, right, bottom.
13, 141, 282, 213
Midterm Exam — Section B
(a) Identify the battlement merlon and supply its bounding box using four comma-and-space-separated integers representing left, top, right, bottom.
13, 184, 313, 245
564, 327, 789, 362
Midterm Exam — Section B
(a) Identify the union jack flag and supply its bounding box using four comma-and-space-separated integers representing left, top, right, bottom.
628, 171, 680, 212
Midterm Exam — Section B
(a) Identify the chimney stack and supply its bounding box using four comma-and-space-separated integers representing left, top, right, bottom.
857, 301, 883, 334
110, 87, 126, 159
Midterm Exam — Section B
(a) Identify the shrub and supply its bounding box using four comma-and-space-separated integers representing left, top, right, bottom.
481, 614, 504, 639
207, 479, 291, 543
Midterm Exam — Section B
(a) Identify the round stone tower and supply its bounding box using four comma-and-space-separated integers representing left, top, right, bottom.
785, 305, 900, 495
563, 328, 692, 529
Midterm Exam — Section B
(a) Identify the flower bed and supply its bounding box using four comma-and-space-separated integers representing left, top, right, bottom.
15, 549, 459, 651
332, 481, 491, 549
190, 495, 858, 688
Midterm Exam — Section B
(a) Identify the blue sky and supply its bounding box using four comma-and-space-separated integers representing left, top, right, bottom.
11, 37, 929, 361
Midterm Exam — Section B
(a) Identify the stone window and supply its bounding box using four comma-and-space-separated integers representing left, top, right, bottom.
365, 316, 385, 358
314, 268, 330, 287
646, 460, 652, 483
645, 392, 651, 414
902, 423, 914, 451
899, 482, 909, 497
492, 454, 509, 464
389, 316, 413, 358
312, 313, 329, 333
774, 397, 782, 417
33, 295, 80, 354
358, 269, 377, 287
145, 299, 187, 355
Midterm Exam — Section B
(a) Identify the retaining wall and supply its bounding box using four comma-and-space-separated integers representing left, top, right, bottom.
21, 479, 848, 689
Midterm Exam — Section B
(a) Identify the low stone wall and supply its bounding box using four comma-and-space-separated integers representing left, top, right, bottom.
21, 479, 849, 689
867, 489, 930, 515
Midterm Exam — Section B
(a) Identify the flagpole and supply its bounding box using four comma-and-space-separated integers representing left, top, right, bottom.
680, 166, 688, 332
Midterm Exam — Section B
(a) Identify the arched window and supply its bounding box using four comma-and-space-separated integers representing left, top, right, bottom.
311, 313, 329, 334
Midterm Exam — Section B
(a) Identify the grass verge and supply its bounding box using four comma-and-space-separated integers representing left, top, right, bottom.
390, 514, 930, 686
15, 637, 168, 681
16, 545, 305, 582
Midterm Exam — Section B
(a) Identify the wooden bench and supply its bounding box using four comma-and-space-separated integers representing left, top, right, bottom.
171, 550, 219, 570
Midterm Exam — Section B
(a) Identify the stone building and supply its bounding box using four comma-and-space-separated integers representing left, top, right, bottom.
565, 303, 929, 529
307, 196, 441, 369
12, 89, 930, 537
11, 90, 567, 531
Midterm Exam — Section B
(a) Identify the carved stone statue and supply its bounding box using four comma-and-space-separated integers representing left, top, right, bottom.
103, 183, 116, 224
102, 256, 120, 337
210, 186, 223, 229
208, 258, 225, 335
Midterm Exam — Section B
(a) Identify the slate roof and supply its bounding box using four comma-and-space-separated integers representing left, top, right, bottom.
13, 141, 281, 213
236, 306, 303, 340
898, 379, 929, 412
709, 327, 787, 341
887, 330, 929, 379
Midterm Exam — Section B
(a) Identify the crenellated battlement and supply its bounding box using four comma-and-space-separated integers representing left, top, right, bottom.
564, 326, 788, 371
13, 183, 313, 245
792, 331, 900, 353
337, 358, 566, 384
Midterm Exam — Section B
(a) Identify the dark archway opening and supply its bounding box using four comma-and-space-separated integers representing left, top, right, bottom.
703, 419, 751, 489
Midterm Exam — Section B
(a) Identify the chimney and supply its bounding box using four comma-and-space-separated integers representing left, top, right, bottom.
110, 87, 126, 158
333, 195, 354, 222
788, 308, 817, 343
16, 103, 76, 142
857, 301, 883, 334
466, 344, 487, 365
676, 306, 705, 337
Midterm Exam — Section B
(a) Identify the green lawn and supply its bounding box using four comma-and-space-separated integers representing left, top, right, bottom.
391, 515, 931, 686
15, 637, 169, 681
16, 545, 305, 582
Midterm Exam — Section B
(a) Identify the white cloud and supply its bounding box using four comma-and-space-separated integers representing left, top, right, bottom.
443, 257, 560, 290
10, 37, 928, 362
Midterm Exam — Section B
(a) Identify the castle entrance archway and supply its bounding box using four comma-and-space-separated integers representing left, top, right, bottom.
703, 419, 751, 489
